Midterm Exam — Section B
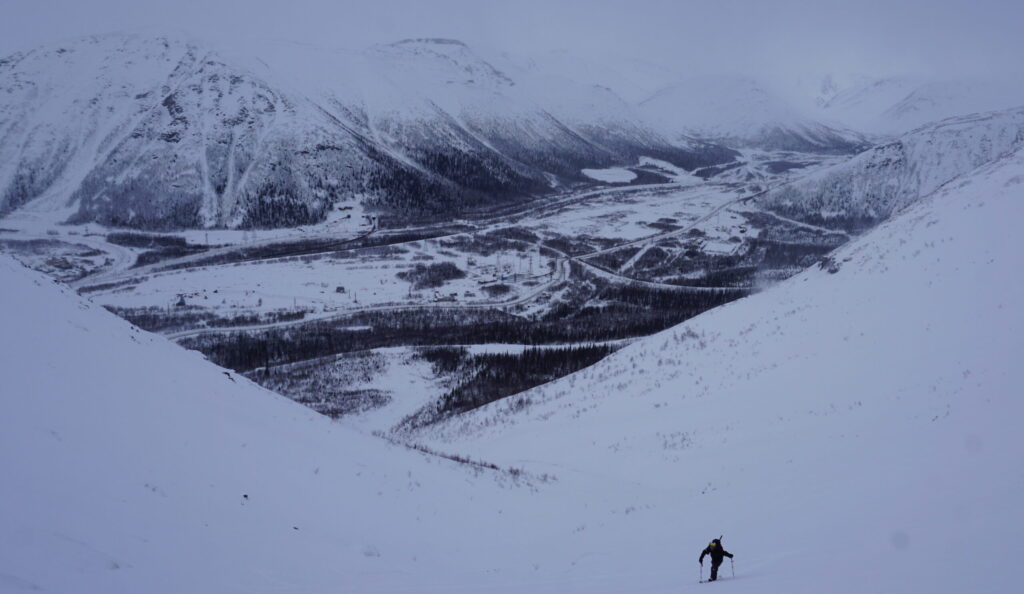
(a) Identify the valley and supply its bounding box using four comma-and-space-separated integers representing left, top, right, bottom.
1, 150, 849, 434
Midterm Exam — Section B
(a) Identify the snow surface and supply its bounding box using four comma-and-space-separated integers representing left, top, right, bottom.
0, 255, 615, 593
581, 167, 637, 183
89, 237, 550, 315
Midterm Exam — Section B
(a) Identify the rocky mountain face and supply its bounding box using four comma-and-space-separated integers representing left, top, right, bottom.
0, 34, 734, 230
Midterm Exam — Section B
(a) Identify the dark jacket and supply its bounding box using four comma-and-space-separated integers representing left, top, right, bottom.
699, 540, 733, 565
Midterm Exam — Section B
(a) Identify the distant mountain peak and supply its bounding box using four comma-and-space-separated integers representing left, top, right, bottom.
371, 36, 517, 88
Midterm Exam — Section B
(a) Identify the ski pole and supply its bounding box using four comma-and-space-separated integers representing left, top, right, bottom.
731, 558, 735, 578
699, 562, 703, 583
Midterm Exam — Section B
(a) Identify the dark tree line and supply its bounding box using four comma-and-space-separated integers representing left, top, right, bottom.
402, 344, 619, 427
240, 179, 326, 229
108, 305, 307, 334
182, 281, 749, 375
154, 227, 465, 272
396, 262, 467, 289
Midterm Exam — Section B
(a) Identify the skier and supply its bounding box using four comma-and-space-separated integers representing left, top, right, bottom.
699, 538, 733, 582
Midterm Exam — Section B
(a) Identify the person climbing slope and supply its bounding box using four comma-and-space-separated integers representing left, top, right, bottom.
699, 537, 734, 582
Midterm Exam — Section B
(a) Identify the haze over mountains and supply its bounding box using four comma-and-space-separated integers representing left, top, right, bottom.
816, 75, 1024, 135
638, 75, 869, 154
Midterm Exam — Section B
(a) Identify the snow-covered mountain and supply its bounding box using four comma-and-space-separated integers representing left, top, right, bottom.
0, 33, 732, 230
818, 75, 1024, 136
758, 106, 1024, 228
639, 75, 869, 154
4, 99, 1023, 592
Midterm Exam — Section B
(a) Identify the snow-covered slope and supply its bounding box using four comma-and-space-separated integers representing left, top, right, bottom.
0, 34, 731, 230
819, 75, 1024, 136
419, 145, 1024, 592
758, 106, 1024, 228
0, 253, 654, 593
639, 76, 868, 154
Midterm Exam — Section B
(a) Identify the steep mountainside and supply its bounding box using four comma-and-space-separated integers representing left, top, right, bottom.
757, 106, 1024, 229
0, 34, 732, 230
639, 76, 869, 153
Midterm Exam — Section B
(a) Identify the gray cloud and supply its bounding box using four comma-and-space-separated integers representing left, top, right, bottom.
3, 0, 1022, 82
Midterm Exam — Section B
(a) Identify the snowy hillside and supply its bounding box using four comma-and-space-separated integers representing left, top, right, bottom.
639, 75, 868, 153
0, 34, 730, 230
758, 106, 1024, 228
417, 143, 1024, 593
818, 75, 1024, 136
0, 253, 658, 593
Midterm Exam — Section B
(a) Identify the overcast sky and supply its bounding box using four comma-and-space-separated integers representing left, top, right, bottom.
4, 0, 1023, 82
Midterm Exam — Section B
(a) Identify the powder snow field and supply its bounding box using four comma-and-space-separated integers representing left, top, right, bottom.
2, 150, 1023, 593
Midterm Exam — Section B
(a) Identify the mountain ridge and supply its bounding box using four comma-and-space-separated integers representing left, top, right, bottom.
756, 105, 1024, 229
0, 33, 733, 230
